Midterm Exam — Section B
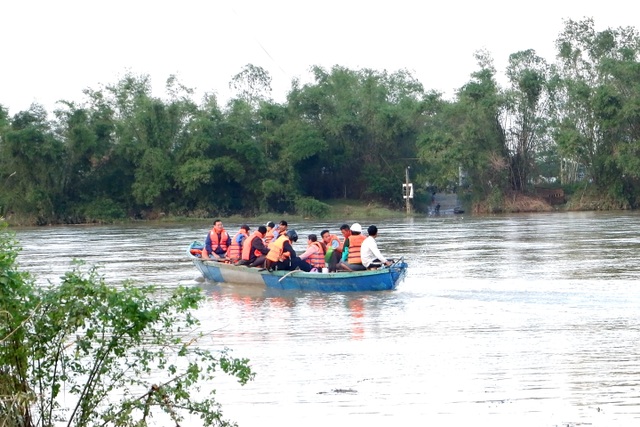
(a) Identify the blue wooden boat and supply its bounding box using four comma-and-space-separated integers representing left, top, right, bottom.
187, 241, 407, 292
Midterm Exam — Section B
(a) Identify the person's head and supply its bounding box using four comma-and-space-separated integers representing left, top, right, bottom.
308, 234, 317, 243
320, 229, 331, 243
213, 219, 223, 231
286, 229, 298, 243
350, 223, 362, 235
257, 225, 267, 236
367, 225, 378, 237
241, 224, 250, 232
339, 223, 351, 237
279, 220, 288, 232
266, 221, 275, 230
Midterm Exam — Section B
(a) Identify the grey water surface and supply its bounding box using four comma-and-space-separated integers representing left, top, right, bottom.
14, 211, 640, 427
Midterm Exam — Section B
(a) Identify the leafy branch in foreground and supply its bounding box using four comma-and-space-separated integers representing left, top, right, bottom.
0, 222, 254, 427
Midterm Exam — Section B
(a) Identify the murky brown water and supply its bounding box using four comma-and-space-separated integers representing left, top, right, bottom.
14, 211, 640, 426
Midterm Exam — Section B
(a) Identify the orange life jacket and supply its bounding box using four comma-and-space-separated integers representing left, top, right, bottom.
201, 229, 230, 258
266, 235, 291, 262
242, 231, 264, 261
347, 234, 366, 264
326, 234, 342, 251
308, 241, 326, 268
227, 229, 248, 260
264, 229, 277, 245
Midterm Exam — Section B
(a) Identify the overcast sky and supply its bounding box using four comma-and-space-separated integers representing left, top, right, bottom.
1, 0, 637, 115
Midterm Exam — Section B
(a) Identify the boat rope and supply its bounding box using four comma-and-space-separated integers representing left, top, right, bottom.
278, 269, 300, 282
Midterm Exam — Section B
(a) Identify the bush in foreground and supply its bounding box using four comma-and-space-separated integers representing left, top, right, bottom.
0, 223, 253, 427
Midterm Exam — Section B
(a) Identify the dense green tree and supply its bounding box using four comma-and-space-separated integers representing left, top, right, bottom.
0, 104, 11, 215
418, 51, 508, 208
552, 18, 640, 204
504, 49, 552, 190
286, 66, 426, 205
1, 105, 65, 223
229, 64, 273, 109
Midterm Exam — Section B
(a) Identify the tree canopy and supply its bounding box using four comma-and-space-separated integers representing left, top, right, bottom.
3, 18, 640, 223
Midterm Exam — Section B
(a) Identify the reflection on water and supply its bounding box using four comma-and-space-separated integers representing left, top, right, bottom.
13, 212, 640, 426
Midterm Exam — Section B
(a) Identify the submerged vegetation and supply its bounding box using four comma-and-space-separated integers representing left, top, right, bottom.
0, 223, 254, 426
3, 18, 640, 224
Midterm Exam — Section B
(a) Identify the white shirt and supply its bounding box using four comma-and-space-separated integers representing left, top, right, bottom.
360, 236, 388, 267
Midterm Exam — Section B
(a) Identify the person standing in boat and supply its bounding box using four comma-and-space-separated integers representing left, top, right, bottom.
338, 223, 366, 271
361, 225, 392, 269
237, 225, 271, 267
226, 224, 250, 262
265, 229, 298, 271
202, 219, 231, 259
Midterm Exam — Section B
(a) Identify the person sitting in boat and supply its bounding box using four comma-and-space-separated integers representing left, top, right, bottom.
236, 225, 270, 267
291, 234, 327, 272
321, 229, 342, 272
265, 229, 298, 271
202, 219, 231, 260
338, 223, 366, 271
264, 221, 277, 245
226, 224, 250, 262
361, 225, 392, 269
275, 220, 288, 239
336, 223, 352, 263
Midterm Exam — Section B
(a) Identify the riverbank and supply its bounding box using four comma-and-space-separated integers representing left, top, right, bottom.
176, 200, 404, 224
470, 188, 633, 214
2, 199, 405, 227
4, 190, 634, 227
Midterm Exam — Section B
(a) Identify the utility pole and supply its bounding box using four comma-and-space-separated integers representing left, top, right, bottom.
405, 166, 411, 215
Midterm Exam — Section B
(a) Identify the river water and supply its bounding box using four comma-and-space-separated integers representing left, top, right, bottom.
13, 211, 640, 427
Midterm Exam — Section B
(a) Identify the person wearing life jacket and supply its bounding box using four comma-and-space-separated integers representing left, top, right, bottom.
274, 220, 288, 241
292, 234, 327, 272
226, 224, 250, 262
338, 223, 352, 261
321, 229, 342, 272
338, 223, 366, 271
237, 225, 271, 267
202, 219, 231, 259
264, 221, 277, 245
265, 229, 298, 271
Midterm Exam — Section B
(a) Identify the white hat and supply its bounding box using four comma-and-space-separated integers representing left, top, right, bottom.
350, 223, 362, 233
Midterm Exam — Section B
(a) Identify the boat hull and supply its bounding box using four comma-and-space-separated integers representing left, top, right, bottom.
188, 243, 407, 292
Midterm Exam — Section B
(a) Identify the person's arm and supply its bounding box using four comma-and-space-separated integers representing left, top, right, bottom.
203, 233, 212, 258
341, 246, 349, 262
283, 241, 296, 259
369, 240, 388, 264
299, 246, 316, 261
254, 238, 270, 255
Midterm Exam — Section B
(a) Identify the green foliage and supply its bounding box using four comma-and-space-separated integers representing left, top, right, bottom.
80, 198, 127, 222
295, 197, 330, 219
229, 64, 273, 108
10, 33, 640, 222
486, 187, 506, 213
0, 223, 254, 426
